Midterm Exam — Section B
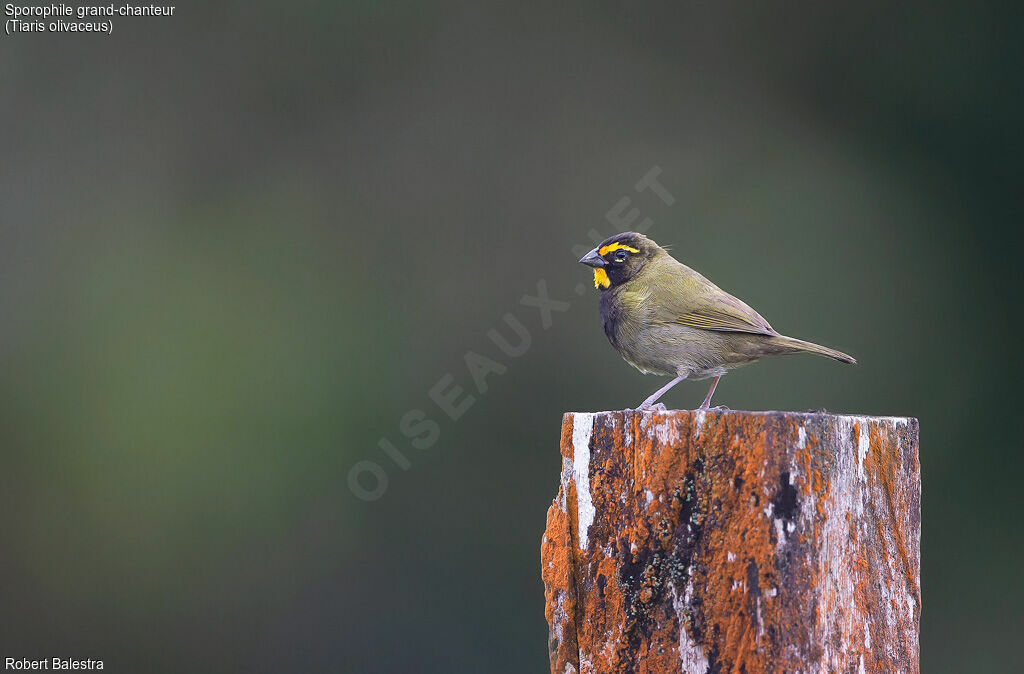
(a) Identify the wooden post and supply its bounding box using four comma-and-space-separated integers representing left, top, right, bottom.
541, 410, 920, 673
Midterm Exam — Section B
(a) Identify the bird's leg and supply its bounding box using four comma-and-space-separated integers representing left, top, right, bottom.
698, 376, 721, 410
638, 375, 685, 410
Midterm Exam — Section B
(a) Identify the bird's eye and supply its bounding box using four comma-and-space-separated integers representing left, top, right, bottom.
614, 251, 628, 263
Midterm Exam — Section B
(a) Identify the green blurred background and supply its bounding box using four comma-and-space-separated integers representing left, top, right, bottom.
2, 1, 1021, 671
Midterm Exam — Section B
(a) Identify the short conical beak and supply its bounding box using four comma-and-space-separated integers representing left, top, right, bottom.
579, 248, 605, 268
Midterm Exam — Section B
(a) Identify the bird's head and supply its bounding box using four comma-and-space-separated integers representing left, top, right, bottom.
579, 232, 662, 289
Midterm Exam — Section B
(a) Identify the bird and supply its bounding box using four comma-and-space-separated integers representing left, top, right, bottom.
579, 232, 855, 410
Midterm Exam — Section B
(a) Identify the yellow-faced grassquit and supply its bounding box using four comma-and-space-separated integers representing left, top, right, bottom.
579, 232, 855, 410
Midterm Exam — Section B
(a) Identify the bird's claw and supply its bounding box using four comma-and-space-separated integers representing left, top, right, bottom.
637, 402, 667, 412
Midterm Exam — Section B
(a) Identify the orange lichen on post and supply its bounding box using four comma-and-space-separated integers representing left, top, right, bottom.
540, 417, 581, 671
541, 410, 920, 674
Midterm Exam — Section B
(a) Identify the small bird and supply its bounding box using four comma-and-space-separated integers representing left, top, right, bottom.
579, 232, 855, 410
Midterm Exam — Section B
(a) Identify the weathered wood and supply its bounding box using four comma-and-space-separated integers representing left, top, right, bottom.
541, 410, 920, 674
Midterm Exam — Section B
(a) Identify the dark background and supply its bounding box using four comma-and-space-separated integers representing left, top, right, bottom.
2, 2, 1022, 671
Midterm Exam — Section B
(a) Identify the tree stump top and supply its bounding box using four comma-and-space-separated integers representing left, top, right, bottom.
541, 409, 920, 673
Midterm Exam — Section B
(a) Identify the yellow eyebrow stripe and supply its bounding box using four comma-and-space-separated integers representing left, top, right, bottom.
598, 243, 640, 256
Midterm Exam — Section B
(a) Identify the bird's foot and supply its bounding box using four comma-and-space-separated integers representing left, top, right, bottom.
698, 404, 730, 411
636, 402, 667, 412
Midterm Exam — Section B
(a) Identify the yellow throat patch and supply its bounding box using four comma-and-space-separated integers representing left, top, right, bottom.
593, 268, 610, 288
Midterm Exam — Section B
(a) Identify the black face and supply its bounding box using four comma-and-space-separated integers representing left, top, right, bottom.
602, 245, 641, 285
579, 232, 653, 289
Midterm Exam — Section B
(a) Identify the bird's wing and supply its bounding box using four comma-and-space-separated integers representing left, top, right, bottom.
646, 262, 776, 336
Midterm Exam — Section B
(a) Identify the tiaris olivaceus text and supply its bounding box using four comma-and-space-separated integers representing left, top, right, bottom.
579, 232, 855, 410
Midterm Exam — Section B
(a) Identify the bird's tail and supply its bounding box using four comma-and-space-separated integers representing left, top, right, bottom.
770, 335, 856, 364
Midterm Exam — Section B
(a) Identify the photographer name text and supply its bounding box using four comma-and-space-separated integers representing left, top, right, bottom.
5, 659, 103, 671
